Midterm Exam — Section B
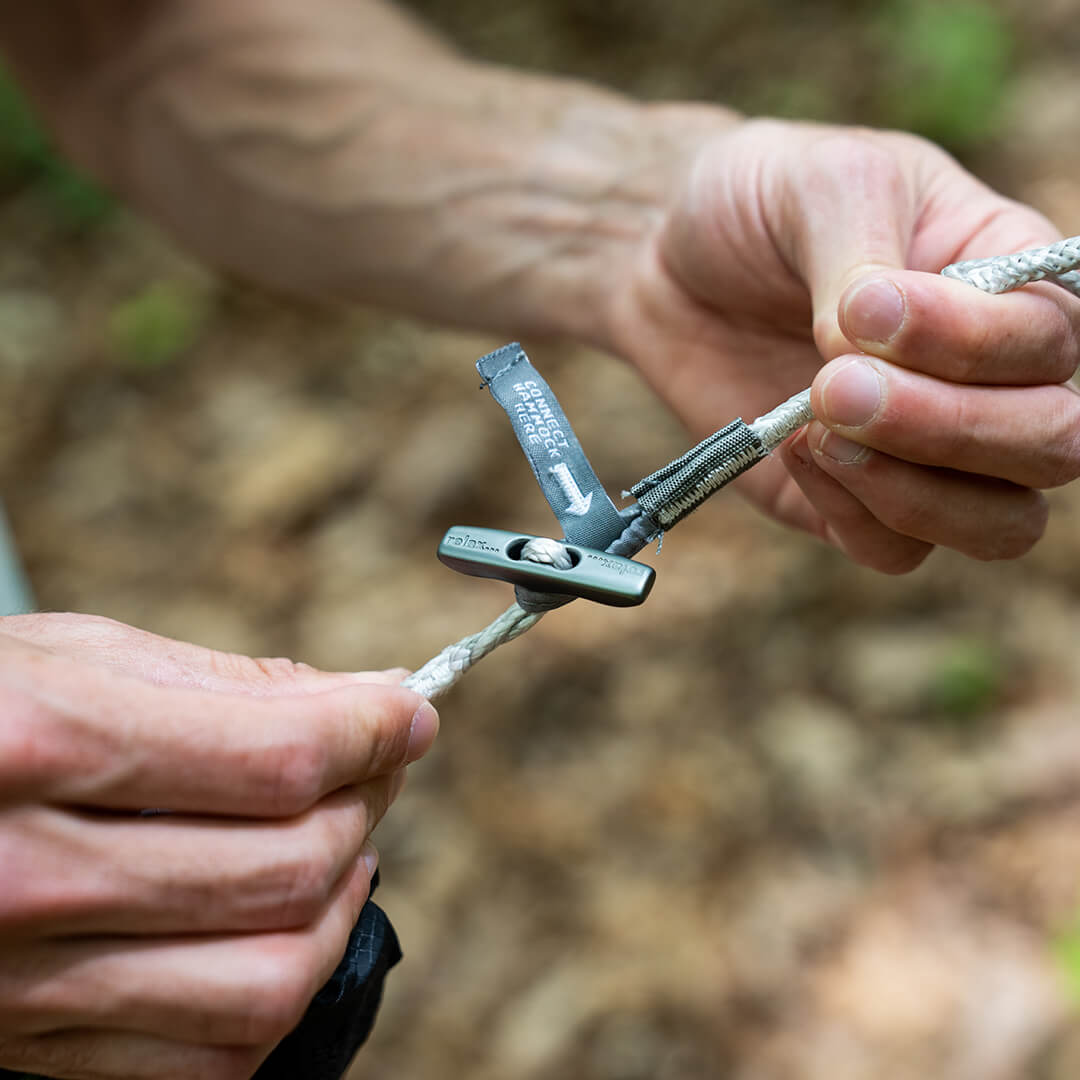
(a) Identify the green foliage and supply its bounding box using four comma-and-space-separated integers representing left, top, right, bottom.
873, 0, 1014, 150
39, 165, 113, 230
1054, 917, 1080, 1006
927, 637, 1003, 721
0, 62, 49, 169
0, 60, 112, 229
106, 281, 210, 371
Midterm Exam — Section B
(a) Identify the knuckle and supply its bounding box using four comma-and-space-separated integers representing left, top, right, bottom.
831, 516, 931, 575
839, 525, 930, 574
975, 303, 1077, 386
974, 494, 1048, 561
1042, 408, 1080, 488
871, 542, 931, 575
879, 496, 933, 542
806, 130, 905, 198
211, 651, 315, 687
1049, 304, 1080, 382
369, 692, 419, 771
0, 694, 72, 796
203, 1049, 269, 1080
342, 694, 409, 781
209, 651, 264, 685
0, 814, 56, 930
241, 947, 317, 1044
954, 327, 991, 383
253, 656, 318, 684
267, 848, 336, 929
367, 774, 395, 825
259, 738, 328, 817
337, 790, 375, 850
945, 385, 981, 456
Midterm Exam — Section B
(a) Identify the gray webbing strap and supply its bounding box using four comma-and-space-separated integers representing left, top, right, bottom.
407, 232, 1080, 699
476, 343, 626, 550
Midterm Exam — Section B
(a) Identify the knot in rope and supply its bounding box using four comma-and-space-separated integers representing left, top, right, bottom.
402, 234, 1080, 700
513, 536, 578, 613
519, 536, 574, 569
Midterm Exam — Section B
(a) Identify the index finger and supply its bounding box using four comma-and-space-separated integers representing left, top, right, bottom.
1, 646, 438, 816
839, 270, 1080, 386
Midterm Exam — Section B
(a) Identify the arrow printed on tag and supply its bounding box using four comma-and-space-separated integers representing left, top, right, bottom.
550, 462, 593, 516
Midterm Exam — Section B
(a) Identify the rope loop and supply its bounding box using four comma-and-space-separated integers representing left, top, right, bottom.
519, 536, 574, 569
403, 233, 1080, 699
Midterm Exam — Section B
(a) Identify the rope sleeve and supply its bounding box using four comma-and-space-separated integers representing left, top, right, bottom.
629, 419, 764, 528
407, 233, 1080, 700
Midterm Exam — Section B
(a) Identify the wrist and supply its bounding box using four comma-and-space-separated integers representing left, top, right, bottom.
513, 100, 741, 350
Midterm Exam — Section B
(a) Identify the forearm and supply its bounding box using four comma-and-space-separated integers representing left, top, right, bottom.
1, 0, 738, 346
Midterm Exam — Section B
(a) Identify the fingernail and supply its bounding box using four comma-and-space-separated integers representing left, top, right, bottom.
843, 279, 905, 345
407, 700, 440, 761
812, 426, 868, 464
360, 841, 379, 877
821, 358, 884, 428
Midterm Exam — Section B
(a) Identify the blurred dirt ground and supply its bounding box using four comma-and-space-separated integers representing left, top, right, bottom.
6, 2, 1080, 1078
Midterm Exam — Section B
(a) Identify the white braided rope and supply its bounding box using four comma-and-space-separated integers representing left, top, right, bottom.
401, 536, 572, 698
401, 234, 1080, 699
646, 236, 1080, 511
750, 387, 815, 449
402, 602, 542, 698
942, 236, 1080, 296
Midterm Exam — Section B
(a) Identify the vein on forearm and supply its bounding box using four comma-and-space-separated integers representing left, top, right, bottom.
38, 1, 703, 345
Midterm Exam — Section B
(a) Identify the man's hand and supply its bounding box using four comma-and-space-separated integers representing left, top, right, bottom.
0, 613, 438, 1080
608, 119, 1080, 572
4, 3, 1077, 572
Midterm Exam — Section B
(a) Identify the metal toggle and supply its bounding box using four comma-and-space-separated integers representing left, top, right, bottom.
437, 526, 655, 607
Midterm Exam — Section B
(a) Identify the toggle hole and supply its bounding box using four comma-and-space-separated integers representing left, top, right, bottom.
506, 537, 581, 570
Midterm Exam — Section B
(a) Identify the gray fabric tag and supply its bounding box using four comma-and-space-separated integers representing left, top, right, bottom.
476, 343, 625, 549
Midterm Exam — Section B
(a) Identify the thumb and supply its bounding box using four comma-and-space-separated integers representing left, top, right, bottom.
1, 612, 407, 695
782, 132, 914, 360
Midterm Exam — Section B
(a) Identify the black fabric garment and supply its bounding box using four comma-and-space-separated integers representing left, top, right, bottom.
1, 876, 401, 1080
254, 886, 401, 1080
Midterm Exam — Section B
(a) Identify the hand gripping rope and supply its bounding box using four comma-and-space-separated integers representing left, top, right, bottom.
402, 236, 1080, 699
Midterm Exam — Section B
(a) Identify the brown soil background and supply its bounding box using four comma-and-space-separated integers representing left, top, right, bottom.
6, 2, 1080, 1077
